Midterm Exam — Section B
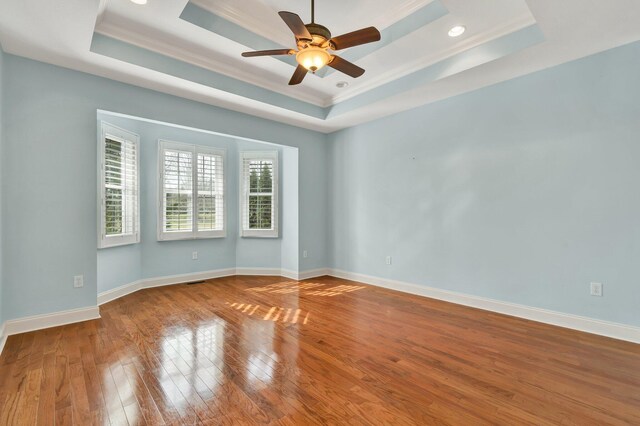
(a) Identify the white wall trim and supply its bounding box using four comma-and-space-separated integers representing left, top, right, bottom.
329, 14, 537, 106
97, 267, 329, 306
98, 268, 238, 305
0, 322, 7, 356
3, 306, 101, 338
235, 267, 283, 276
143, 268, 237, 289
280, 269, 299, 280
328, 269, 640, 344
97, 280, 145, 306
298, 268, 330, 280
5, 266, 636, 358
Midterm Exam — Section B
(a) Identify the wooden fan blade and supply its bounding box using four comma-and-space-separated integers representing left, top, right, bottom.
279, 11, 312, 40
330, 27, 381, 50
242, 49, 294, 57
328, 55, 365, 78
289, 65, 308, 85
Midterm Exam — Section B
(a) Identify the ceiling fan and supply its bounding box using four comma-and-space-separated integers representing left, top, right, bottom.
241, 0, 381, 85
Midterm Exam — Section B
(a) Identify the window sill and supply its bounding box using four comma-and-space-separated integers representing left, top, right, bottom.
98, 236, 140, 249
241, 230, 279, 238
158, 231, 226, 241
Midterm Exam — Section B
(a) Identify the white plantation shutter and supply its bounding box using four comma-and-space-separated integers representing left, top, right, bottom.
98, 122, 140, 248
240, 151, 278, 238
162, 148, 193, 234
197, 152, 224, 232
158, 140, 225, 240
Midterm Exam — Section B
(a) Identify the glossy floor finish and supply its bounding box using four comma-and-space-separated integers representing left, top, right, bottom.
1, 276, 639, 425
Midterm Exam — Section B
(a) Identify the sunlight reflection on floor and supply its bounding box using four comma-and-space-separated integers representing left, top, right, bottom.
245, 281, 366, 297
226, 302, 311, 324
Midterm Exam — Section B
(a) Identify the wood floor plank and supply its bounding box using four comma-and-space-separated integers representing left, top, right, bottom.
1, 275, 639, 425
36, 352, 56, 425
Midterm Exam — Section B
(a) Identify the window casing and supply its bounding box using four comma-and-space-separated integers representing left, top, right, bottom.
240, 151, 278, 238
98, 122, 140, 248
158, 140, 225, 240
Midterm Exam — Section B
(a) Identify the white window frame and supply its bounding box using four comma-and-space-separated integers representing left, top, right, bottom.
157, 140, 226, 241
98, 121, 140, 249
240, 151, 279, 238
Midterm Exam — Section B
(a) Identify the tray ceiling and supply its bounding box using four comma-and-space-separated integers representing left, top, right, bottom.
1, 0, 640, 132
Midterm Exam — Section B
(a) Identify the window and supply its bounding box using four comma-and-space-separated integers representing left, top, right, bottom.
98, 122, 140, 248
240, 151, 278, 238
158, 140, 225, 240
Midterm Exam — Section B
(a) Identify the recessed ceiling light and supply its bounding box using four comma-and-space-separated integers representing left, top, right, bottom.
336, 81, 349, 88
130, 0, 148, 4
448, 25, 466, 37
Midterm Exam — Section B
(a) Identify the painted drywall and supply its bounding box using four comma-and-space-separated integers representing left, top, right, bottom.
328, 41, 640, 327
134, 119, 238, 280
95, 114, 143, 293
235, 139, 283, 269
96, 114, 296, 293
2, 54, 327, 321
0, 45, 4, 323
281, 147, 299, 273
97, 243, 141, 293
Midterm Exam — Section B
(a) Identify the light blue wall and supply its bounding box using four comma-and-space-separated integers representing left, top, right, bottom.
328, 41, 640, 327
134, 120, 238, 280
0, 45, 4, 323
1, 54, 327, 321
97, 243, 141, 293
4, 37, 637, 329
281, 147, 299, 273
96, 114, 295, 293
234, 139, 283, 269
298, 139, 329, 272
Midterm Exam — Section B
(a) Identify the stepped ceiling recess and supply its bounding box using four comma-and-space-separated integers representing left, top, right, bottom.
1, 0, 640, 132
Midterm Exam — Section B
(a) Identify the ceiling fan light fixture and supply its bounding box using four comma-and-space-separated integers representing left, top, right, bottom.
296, 47, 331, 72
448, 25, 466, 37
241, 1, 380, 85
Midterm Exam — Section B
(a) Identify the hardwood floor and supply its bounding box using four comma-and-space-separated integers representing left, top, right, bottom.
1, 275, 639, 425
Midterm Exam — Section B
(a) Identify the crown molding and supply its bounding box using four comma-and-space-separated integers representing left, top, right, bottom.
94, 22, 327, 108
370, 0, 438, 31
330, 13, 538, 105
190, 0, 292, 47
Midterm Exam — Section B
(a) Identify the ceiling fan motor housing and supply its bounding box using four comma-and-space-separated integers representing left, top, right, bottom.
305, 23, 332, 46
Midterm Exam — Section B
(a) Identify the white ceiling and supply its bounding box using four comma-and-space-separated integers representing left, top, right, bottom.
1, 0, 640, 133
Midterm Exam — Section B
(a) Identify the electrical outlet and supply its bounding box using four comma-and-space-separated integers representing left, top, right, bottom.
192, 251, 198, 260
303, 250, 308, 258
590, 282, 603, 297
73, 275, 84, 288
386, 256, 392, 265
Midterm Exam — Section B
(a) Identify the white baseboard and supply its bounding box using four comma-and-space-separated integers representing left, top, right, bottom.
98, 268, 237, 305
298, 268, 330, 280
273, 268, 328, 280
4, 268, 637, 358
97, 267, 330, 306
280, 269, 300, 280
0, 322, 7, 356
97, 280, 145, 305
97, 267, 640, 344
3, 306, 101, 338
236, 267, 282, 277
143, 268, 237, 289
328, 269, 640, 344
